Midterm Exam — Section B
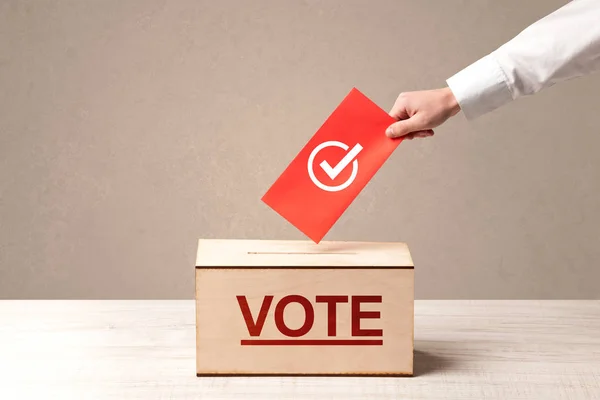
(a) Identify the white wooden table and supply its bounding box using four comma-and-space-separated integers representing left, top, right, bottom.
1, 301, 598, 399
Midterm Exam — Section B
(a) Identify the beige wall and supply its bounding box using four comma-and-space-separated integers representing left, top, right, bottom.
1, 0, 599, 299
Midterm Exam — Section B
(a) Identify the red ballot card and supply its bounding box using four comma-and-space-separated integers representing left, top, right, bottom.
262, 87, 401, 243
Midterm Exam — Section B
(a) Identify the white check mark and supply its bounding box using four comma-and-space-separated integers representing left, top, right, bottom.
319, 143, 363, 180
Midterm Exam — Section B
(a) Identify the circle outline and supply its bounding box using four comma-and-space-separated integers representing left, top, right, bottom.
307, 140, 359, 192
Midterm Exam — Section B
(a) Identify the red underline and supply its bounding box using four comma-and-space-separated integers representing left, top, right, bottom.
240, 339, 383, 346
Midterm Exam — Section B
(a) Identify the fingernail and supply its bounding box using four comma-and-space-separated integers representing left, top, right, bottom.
385, 127, 393, 137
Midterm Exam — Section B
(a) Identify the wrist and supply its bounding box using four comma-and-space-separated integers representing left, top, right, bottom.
443, 87, 461, 116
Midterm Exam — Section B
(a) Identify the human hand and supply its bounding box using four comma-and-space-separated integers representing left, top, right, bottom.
386, 87, 461, 140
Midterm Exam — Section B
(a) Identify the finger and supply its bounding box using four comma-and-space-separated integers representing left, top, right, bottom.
404, 129, 434, 140
385, 117, 425, 138
389, 98, 409, 120
414, 129, 434, 138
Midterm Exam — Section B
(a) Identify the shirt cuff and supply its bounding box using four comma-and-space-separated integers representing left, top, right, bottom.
446, 53, 515, 120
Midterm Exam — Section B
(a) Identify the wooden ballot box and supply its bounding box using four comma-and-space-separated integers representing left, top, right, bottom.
195, 239, 414, 376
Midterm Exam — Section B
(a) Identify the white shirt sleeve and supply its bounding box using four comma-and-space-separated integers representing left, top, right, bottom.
446, 0, 600, 120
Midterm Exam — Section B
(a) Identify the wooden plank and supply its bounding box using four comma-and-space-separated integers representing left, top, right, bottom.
1, 300, 599, 399
195, 268, 414, 375
195, 239, 414, 267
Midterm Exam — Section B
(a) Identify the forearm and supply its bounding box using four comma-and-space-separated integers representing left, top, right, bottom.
447, 0, 600, 120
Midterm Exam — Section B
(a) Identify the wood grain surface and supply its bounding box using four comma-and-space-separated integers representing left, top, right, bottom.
195, 239, 414, 267
195, 268, 414, 375
1, 300, 599, 399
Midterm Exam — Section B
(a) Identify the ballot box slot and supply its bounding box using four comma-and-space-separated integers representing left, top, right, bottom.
247, 252, 356, 255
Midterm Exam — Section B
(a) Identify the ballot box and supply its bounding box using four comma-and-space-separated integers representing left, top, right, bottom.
195, 239, 414, 376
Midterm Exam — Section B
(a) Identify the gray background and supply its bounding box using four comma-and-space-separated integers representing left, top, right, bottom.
1, 0, 599, 299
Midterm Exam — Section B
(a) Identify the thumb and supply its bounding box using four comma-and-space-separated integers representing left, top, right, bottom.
385, 117, 423, 138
